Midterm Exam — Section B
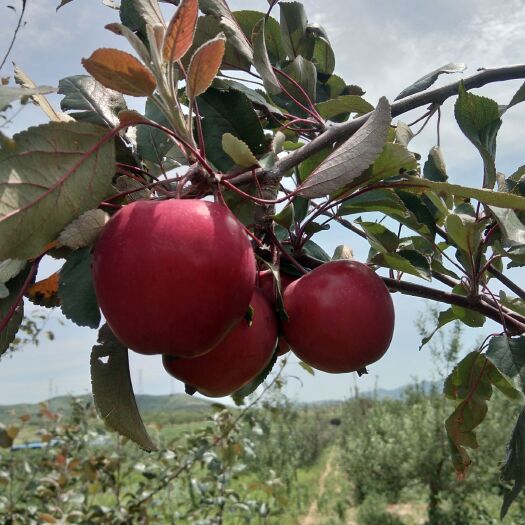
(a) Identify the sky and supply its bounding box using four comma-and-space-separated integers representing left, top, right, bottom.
0, 0, 524, 405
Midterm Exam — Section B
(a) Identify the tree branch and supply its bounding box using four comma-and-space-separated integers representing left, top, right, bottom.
231, 64, 525, 187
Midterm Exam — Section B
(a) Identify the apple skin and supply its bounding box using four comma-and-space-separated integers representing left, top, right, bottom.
92, 199, 256, 357
257, 270, 297, 356
282, 261, 395, 373
162, 289, 278, 397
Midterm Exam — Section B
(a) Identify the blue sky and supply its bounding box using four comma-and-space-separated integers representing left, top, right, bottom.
0, 0, 524, 404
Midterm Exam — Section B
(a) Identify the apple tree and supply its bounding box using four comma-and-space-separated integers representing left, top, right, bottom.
1, 0, 525, 516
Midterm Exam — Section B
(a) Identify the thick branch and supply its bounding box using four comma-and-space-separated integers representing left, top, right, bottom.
296, 253, 525, 334
230, 64, 525, 187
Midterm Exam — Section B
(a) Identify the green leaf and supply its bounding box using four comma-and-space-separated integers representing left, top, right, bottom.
58, 248, 101, 329
371, 252, 431, 281
445, 213, 484, 254
395, 62, 466, 100
298, 147, 331, 183
489, 206, 525, 247
486, 335, 525, 391
454, 82, 502, 189
358, 220, 399, 253
298, 98, 391, 198
91, 324, 157, 451
222, 133, 259, 168
0, 85, 56, 112
316, 95, 374, 120
308, 31, 335, 76
272, 204, 295, 229
499, 292, 525, 318
0, 265, 29, 358
252, 17, 281, 95
58, 75, 127, 128
234, 10, 286, 64
419, 308, 458, 350
299, 361, 315, 375
232, 351, 278, 405
505, 81, 525, 113
450, 284, 486, 328
500, 409, 525, 518
338, 189, 410, 219
197, 88, 266, 171
423, 146, 448, 182
402, 177, 525, 211
279, 1, 308, 59
0, 121, 115, 261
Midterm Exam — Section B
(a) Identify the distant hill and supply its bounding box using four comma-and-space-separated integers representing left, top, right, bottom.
0, 393, 213, 421
0, 381, 441, 421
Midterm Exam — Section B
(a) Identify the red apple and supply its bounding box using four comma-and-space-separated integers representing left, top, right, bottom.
282, 261, 395, 373
92, 199, 256, 357
162, 289, 278, 397
257, 270, 298, 355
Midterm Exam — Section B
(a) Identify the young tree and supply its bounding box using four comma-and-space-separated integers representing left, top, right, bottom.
1, 0, 525, 516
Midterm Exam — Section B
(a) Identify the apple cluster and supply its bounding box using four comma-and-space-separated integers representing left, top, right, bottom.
92, 200, 395, 398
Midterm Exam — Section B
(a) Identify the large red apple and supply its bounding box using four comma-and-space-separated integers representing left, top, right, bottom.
92, 199, 256, 357
162, 289, 278, 397
282, 261, 395, 373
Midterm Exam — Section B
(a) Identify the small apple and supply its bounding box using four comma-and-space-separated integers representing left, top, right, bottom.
163, 289, 278, 397
92, 199, 256, 357
282, 260, 395, 373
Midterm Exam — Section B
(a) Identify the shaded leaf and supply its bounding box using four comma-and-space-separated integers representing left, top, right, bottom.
187, 35, 226, 99
197, 88, 266, 171
272, 204, 294, 229
423, 146, 448, 182
500, 408, 525, 518
222, 133, 259, 167
91, 324, 157, 450
58, 248, 101, 329
444, 351, 522, 477
395, 121, 414, 147
371, 252, 431, 281
486, 335, 525, 391
489, 206, 525, 247
316, 95, 374, 120
504, 81, 525, 113
105, 23, 151, 65
395, 62, 466, 100
298, 97, 391, 198
450, 284, 486, 328
163, 0, 198, 62
235, 10, 286, 64
58, 209, 109, 250
131, 0, 164, 27
82, 48, 157, 97
0, 260, 26, 299
454, 82, 501, 189
279, 1, 307, 59
198, 0, 253, 63
0, 121, 115, 261
252, 17, 281, 95
0, 265, 29, 357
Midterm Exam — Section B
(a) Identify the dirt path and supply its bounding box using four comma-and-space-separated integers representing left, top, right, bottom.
301, 449, 335, 525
